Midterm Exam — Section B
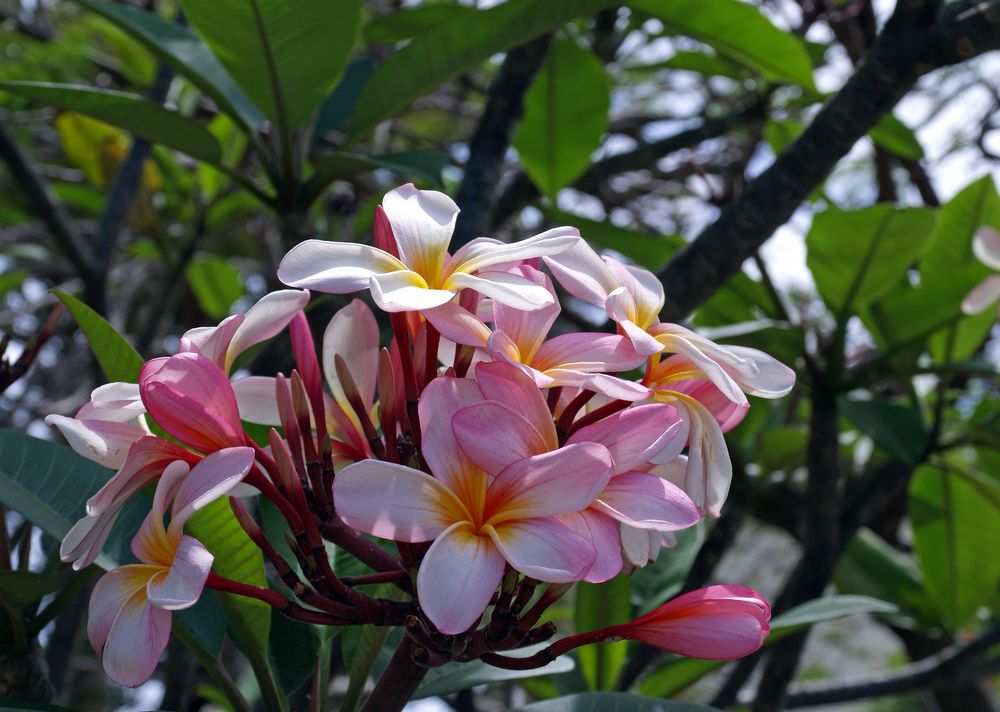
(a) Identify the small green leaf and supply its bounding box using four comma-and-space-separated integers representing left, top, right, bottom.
0, 81, 221, 165
52, 289, 144, 383
575, 576, 631, 690
909, 463, 1000, 631
839, 398, 927, 465
312, 149, 447, 190
186, 255, 245, 320
514, 38, 610, 200
0, 572, 65, 609
509, 692, 720, 711
869, 114, 923, 160
73, 0, 264, 133
541, 208, 682, 271
632, 0, 814, 89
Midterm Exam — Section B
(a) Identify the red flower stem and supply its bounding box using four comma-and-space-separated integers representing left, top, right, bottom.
422, 321, 440, 391
243, 457, 304, 532
377, 348, 399, 463
565, 399, 630, 436
480, 650, 555, 671
389, 312, 423, 456
556, 389, 596, 434
320, 516, 405, 574
206, 573, 354, 626
546, 386, 563, 415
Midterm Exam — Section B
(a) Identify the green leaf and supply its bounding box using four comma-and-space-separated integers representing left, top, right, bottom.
186, 255, 245, 320
513, 38, 610, 200
632, 0, 814, 89
52, 290, 144, 383
179, 0, 361, 132
415, 643, 574, 699
869, 114, 923, 160
312, 149, 447, 190
344, 0, 622, 138
769, 595, 899, 630
269, 614, 318, 696
312, 58, 374, 142
764, 119, 804, 155
540, 209, 681, 271
630, 50, 743, 79
0, 269, 28, 300
755, 426, 808, 472
341, 621, 392, 712
0, 81, 221, 165
509, 692, 720, 711
575, 576, 631, 690
73, 0, 264, 133
363, 3, 475, 44
909, 463, 1000, 631
806, 205, 936, 316
839, 398, 927, 465
0, 572, 64, 609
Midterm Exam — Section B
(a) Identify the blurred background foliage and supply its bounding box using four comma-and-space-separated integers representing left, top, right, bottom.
0, 0, 998, 711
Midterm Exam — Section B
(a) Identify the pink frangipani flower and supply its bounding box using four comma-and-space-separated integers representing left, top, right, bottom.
88, 447, 254, 686
334, 376, 614, 634
277, 184, 580, 314
961, 226, 1000, 318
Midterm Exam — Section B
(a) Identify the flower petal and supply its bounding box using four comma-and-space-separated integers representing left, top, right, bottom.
962, 274, 1000, 315
559, 510, 623, 583
450, 227, 580, 275
417, 522, 505, 634
474, 361, 558, 449
146, 535, 213, 610
973, 226, 1000, 270
605, 288, 664, 356
225, 289, 310, 371
422, 300, 491, 347
334, 460, 460, 542
382, 183, 458, 281
169, 447, 256, 533
486, 443, 612, 521
543, 240, 619, 306
102, 585, 172, 687
231, 376, 280, 425
179, 315, 243, 369
604, 257, 665, 329
567, 403, 683, 474
453, 402, 548, 474
278, 239, 406, 292
369, 270, 454, 311
532, 333, 644, 373
85, 382, 146, 422
545, 369, 650, 402
418, 377, 486, 492
88, 565, 154, 658
45, 415, 146, 468
489, 517, 594, 582
446, 270, 555, 310
323, 299, 381, 412
491, 266, 560, 362
593, 471, 700, 531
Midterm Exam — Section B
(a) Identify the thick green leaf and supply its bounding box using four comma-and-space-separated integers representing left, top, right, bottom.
513, 38, 610, 199
869, 114, 923, 160
344, 0, 622, 137
312, 58, 374, 142
839, 398, 927, 465
575, 576, 631, 690
415, 643, 574, 699
0, 572, 64, 609
179, 0, 361, 132
186, 255, 244, 320
540, 208, 682, 271
632, 0, 814, 89
909, 464, 1000, 631
806, 205, 936, 316
510, 692, 719, 711
73, 0, 263, 133
0, 81, 221, 165
312, 149, 447, 189
52, 290, 144, 383
363, 4, 475, 44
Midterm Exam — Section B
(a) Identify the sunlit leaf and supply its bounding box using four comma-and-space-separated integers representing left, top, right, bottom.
186, 255, 245, 320
575, 576, 631, 690
52, 290, 144, 383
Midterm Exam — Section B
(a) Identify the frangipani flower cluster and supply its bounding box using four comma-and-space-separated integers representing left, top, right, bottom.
49, 184, 792, 687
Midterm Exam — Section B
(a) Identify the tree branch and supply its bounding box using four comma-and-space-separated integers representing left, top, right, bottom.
657, 0, 1000, 321
452, 34, 553, 248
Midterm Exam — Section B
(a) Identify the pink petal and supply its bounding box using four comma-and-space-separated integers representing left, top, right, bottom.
323, 299, 380, 412
277, 239, 406, 292
605, 288, 664, 356
474, 361, 558, 449
146, 536, 213, 610
422, 300, 491, 347
85, 437, 195, 517
418, 377, 486, 492
140, 353, 245, 453
593, 472, 700, 531
102, 584, 172, 687
369, 271, 455, 311
224, 289, 310, 371
88, 565, 154, 657
962, 274, 1000, 315
489, 517, 595, 582
382, 183, 458, 281
543, 240, 619, 307
559, 510, 623, 583
491, 266, 560, 362
446, 270, 556, 310
448, 227, 580, 275
62, 511, 122, 571
568, 403, 683, 474
545, 369, 650, 401
973, 226, 1000, 270
532, 333, 645, 373
453, 402, 548, 474
45, 415, 146, 468
83, 382, 146, 422
669, 398, 732, 518
132, 460, 189, 565
179, 315, 243, 369
334, 460, 459, 542
604, 257, 665, 328
417, 522, 505, 634
620, 524, 663, 568
666, 379, 748, 433
231, 376, 280, 425
486, 443, 612, 521
168, 447, 256, 533
718, 345, 796, 399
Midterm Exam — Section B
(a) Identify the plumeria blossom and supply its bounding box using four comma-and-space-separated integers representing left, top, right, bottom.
277, 184, 580, 315
334, 376, 615, 634
961, 226, 1000, 318
89, 448, 254, 686
45, 386, 149, 469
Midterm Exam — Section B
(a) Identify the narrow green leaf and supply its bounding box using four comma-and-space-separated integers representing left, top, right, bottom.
909, 464, 1000, 631
869, 114, 923, 160
0, 81, 221, 165
312, 149, 447, 190
509, 692, 720, 711
72, 0, 263, 133
839, 398, 928, 465
186, 255, 245, 320
629, 50, 744, 79
345, 0, 623, 137
52, 290, 144, 383
806, 205, 936, 316
632, 0, 814, 89
341, 623, 391, 712
179, 0, 361, 132
514, 39, 610, 200
575, 576, 631, 690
